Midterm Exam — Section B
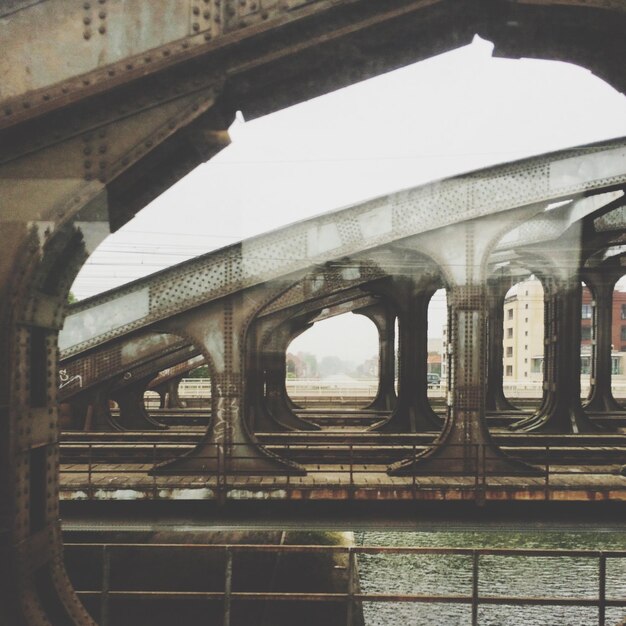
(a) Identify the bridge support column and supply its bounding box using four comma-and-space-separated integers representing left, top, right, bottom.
153, 375, 185, 409
389, 216, 541, 476
152, 292, 305, 476
390, 284, 535, 475
376, 279, 442, 433
512, 278, 599, 433
485, 277, 519, 412
81, 387, 123, 432
262, 320, 320, 431
354, 301, 397, 412
584, 271, 624, 413
248, 315, 319, 432
111, 377, 168, 430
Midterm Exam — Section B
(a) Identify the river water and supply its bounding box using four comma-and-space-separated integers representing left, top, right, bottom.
355, 529, 626, 626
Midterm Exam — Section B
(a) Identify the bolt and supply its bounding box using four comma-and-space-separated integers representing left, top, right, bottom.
193, 6, 200, 14
83, 30, 91, 40
193, 22, 200, 31
83, 16, 91, 24
99, 25, 106, 34
99, 10, 106, 18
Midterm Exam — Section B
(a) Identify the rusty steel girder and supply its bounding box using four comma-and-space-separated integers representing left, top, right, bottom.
2, 2, 626, 625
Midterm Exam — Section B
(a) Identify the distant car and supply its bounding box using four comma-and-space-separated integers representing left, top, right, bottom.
427, 373, 441, 388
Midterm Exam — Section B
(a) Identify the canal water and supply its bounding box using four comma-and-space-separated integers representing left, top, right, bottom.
355, 528, 626, 626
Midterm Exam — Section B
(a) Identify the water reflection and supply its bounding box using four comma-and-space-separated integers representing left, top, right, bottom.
356, 530, 626, 626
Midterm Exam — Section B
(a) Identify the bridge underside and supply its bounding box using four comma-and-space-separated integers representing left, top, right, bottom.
2, 2, 626, 625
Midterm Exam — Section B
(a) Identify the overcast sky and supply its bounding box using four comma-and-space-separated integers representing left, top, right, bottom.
70, 36, 626, 363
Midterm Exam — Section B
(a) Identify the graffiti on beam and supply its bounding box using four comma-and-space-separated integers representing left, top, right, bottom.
58, 369, 82, 391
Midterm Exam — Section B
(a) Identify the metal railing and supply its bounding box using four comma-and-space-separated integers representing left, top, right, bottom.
65, 542, 626, 626
60, 442, 626, 502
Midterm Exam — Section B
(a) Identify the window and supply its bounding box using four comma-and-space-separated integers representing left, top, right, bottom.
507, 309, 513, 320
525, 304, 529, 309
525, 291, 529, 296
506, 365, 513, 376
621, 304, 626, 320
621, 326, 626, 342
524, 331, 528, 337
531, 357, 543, 374
525, 318, 528, 324
581, 326, 592, 341
581, 304, 592, 319
524, 345, 528, 351
507, 328, 513, 338
524, 358, 528, 364
506, 347, 513, 357
524, 372, 528, 377
612, 356, 622, 375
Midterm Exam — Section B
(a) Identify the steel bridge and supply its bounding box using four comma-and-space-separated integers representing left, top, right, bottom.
2, 2, 626, 625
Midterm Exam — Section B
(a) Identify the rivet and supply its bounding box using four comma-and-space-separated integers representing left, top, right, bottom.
99, 10, 106, 18
204, 32, 212, 40
82, 79, 90, 86
193, 22, 200, 31
126, 63, 133, 70
108, 69, 115, 76
42, 94, 50, 101
261, 11, 268, 19
99, 25, 106, 34
83, 16, 91, 24
203, 10, 210, 19
144, 56, 152, 63
83, 30, 91, 40
182, 41, 189, 49
98, 0, 106, 3
193, 6, 200, 15
83, 1, 90, 8
22, 101, 30, 109
84, 160, 92, 168
62, 86, 69, 93
163, 49, 170, 56
98, 145, 106, 154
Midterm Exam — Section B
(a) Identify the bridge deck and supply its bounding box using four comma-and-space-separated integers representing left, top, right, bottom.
59, 462, 626, 503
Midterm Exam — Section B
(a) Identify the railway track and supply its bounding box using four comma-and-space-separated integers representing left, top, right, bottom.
59, 430, 626, 466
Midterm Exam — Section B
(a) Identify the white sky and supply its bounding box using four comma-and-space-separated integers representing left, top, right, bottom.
71, 36, 626, 362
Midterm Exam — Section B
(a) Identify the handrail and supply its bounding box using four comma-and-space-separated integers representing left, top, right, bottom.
59, 441, 626, 502
63, 542, 626, 626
